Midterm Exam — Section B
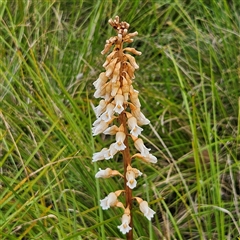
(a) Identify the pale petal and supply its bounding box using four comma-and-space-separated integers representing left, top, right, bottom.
103, 125, 119, 135
94, 100, 107, 117
127, 116, 143, 137
139, 201, 155, 220
131, 107, 150, 126
113, 94, 125, 114
129, 88, 141, 108
92, 148, 108, 162
126, 178, 137, 189
92, 121, 109, 136
134, 138, 151, 157
117, 214, 132, 234
93, 72, 108, 89
95, 168, 112, 178
100, 192, 118, 210
101, 103, 115, 122
132, 153, 157, 164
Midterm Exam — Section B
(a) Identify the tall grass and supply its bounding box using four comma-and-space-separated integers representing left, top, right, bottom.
1, 0, 239, 239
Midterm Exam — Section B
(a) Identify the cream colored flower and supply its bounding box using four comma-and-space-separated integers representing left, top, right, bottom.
127, 115, 143, 137
92, 148, 109, 162
95, 168, 123, 178
111, 80, 120, 97
129, 87, 141, 108
130, 106, 150, 126
103, 125, 119, 135
134, 138, 151, 157
94, 100, 107, 117
132, 153, 157, 163
125, 53, 139, 69
92, 120, 109, 136
93, 72, 108, 89
102, 50, 117, 67
105, 58, 118, 77
139, 201, 155, 221
111, 61, 121, 83
101, 103, 115, 122
123, 47, 142, 56
113, 131, 126, 151
117, 213, 132, 234
104, 143, 119, 159
100, 192, 118, 210
126, 165, 142, 189
93, 82, 109, 99
113, 94, 125, 114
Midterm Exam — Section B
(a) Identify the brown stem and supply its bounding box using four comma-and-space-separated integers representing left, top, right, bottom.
119, 112, 133, 240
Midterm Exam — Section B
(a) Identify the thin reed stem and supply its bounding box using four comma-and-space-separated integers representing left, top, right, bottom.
119, 112, 133, 240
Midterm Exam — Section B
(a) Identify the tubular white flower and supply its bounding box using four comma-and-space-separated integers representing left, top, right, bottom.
93, 83, 109, 99
117, 213, 132, 234
92, 120, 109, 136
101, 103, 115, 122
95, 168, 123, 178
93, 72, 108, 89
100, 192, 118, 210
127, 116, 143, 137
92, 148, 109, 162
126, 170, 137, 189
129, 87, 141, 108
94, 100, 107, 117
103, 125, 119, 135
113, 131, 126, 151
130, 106, 150, 126
113, 94, 125, 114
126, 165, 142, 189
139, 201, 155, 221
104, 143, 119, 159
132, 153, 157, 163
134, 138, 151, 157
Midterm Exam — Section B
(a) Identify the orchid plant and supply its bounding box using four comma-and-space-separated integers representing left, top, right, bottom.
92, 16, 157, 239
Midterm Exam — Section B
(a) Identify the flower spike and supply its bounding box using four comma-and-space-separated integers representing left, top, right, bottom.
91, 16, 157, 237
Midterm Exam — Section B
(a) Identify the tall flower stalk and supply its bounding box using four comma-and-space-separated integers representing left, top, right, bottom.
92, 16, 157, 239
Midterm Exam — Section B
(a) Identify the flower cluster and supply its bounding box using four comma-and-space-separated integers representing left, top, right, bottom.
92, 16, 156, 235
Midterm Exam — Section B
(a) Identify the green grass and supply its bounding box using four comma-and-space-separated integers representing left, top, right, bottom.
1, 0, 240, 239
